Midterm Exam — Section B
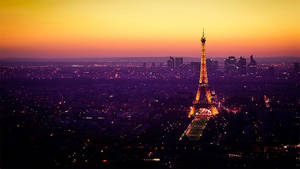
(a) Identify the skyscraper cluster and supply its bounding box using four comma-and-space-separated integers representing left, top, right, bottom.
224, 55, 257, 76
167, 56, 183, 69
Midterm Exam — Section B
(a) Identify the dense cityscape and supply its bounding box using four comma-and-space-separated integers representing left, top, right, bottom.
1, 55, 299, 168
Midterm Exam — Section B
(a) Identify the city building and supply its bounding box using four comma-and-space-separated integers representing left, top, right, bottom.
248, 54, 257, 76
224, 56, 237, 74
175, 57, 183, 68
237, 56, 247, 75
167, 56, 175, 69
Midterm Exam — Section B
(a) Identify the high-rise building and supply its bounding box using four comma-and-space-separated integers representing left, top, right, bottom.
175, 57, 183, 68
248, 54, 257, 76
237, 56, 247, 75
224, 56, 237, 74
167, 56, 175, 69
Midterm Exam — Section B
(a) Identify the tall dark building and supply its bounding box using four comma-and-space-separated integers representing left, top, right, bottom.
237, 56, 247, 75
248, 54, 257, 76
167, 56, 175, 69
224, 56, 237, 74
175, 57, 183, 68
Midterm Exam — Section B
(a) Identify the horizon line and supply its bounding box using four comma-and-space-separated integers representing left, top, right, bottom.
1, 56, 300, 63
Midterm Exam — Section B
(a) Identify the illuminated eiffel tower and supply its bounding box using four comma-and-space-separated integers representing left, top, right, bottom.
181, 30, 219, 141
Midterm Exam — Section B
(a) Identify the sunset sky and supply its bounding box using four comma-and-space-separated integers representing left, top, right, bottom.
1, 0, 300, 58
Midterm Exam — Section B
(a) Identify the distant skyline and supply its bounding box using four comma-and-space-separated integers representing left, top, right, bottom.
1, 0, 300, 58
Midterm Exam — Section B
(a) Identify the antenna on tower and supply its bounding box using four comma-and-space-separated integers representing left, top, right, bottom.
201, 28, 206, 43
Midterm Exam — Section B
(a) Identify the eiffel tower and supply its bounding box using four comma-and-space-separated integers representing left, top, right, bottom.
181, 30, 219, 141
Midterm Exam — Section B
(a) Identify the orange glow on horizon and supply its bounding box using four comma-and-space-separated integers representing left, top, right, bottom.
1, 0, 300, 58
